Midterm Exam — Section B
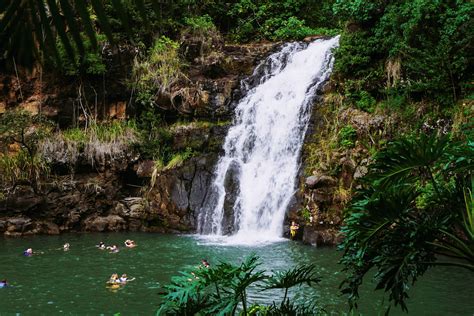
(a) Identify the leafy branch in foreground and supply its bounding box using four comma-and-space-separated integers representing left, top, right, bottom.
157, 254, 323, 315
339, 131, 474, 313
0, 0, 162, 66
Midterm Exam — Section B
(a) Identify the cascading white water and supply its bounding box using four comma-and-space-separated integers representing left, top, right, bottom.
198, 36, 340, 244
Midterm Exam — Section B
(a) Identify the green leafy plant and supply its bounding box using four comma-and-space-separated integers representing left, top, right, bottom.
338, 125, 357, 149
355, 91, 376, 113
157, 254, 323, 315
0, 110, 53, 193
131, 36, 182, 107
340, 133, 474, 312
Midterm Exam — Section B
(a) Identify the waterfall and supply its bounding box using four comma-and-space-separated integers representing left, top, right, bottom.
197, 36, 340, 244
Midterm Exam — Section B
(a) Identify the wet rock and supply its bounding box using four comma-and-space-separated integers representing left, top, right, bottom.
305, 175, 337, 189
340, 158, 356, 188
302, 226, 342, 247
171, 180, 189, 212
83, 215, 126, 232
31, 221, 60, 235
221, 161, 241, 234
6, 217, 32, 233
136, 160, 155, 178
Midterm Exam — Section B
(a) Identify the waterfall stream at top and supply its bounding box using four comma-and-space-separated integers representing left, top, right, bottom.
197, 36, 340, 245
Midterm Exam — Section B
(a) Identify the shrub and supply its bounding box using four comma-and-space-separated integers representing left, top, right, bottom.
184, 14, 216, 32
339, 125, 357, 148
0, 151, 49, 193
131, 36, 182, 107
355, 90, 376, 112
272, 17, 338, 40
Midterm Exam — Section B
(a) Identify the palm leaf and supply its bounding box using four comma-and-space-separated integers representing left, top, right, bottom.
1, 0, 162, 66
74, 1, 98, 48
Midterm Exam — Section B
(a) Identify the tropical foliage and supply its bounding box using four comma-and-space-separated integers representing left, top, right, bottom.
157, 254, 322, 315
339, 131, 474, 312
0, 111, 53, 193
333, 0, 474, 104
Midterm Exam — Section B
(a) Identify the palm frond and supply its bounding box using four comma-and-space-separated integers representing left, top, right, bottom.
0, 0, 161, 66
264, 264, 321, 291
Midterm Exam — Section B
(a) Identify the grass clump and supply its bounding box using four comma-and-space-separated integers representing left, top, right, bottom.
0, 151, 50, 193
40, 121, 138, 166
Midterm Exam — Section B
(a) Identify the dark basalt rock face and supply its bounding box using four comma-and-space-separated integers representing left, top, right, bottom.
0, 152, 220, 236
0, 40, 279, 237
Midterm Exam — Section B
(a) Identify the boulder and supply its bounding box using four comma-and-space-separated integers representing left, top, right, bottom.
305, 175, 337, 189
302, 226, 342, 247
31, 221, 60, 235
6, 217, 32, 233
83, 215, 126, 232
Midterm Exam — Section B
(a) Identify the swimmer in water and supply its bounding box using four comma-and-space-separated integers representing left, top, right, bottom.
107, 245, 119, 253
108, 273, 119, 284
120, 273, 135, 284
124, 239, 136, 248
96, 242, 106, 250
23, 248, 33, 256
63, 243, 70, 251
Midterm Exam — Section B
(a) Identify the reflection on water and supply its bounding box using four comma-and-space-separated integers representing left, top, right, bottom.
0, 233, 473, 315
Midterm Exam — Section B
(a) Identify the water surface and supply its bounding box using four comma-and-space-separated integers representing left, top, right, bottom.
0, 233, 472, 315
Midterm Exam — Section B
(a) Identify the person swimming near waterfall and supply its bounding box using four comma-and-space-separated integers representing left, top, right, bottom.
96, 241, 106, 250
63, 243, 70, 251
0, 279, 9, 288
290, 221, 300, 239
201, 259, 210, 268
119, 274, 135, 284
124, 239, 136, 248
107, 245, 119, 253
23, 248, 33, 256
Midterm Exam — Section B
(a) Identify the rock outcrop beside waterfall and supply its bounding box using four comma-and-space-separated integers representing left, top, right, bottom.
0, 39, 276, 236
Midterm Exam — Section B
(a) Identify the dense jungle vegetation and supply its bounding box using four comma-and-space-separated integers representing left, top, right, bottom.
1, 0, 473, 314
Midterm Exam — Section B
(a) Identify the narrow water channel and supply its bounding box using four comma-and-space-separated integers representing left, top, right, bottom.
1, 233, 473, 315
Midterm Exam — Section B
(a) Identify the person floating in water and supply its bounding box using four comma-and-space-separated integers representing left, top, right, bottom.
96, 241, 106, 250
0, 279, 8, 288
119, 274, 135, 284
107, 245, 119, 253
23, 248, 33, 256
290, 221, 300, 239
108, 273, 120, 284
63, 243, 70, 251
124, 239, 136, 248
201, 259, 210, 268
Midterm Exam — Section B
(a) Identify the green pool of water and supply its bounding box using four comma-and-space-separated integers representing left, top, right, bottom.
0, 233, 473, 315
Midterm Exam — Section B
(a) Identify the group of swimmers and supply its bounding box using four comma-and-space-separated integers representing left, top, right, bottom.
16, 239, 138, 290
96, 239, 136, 253
107, 273, 135, 285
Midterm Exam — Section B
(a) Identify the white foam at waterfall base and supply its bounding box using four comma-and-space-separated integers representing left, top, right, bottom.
197, 36, 340, 246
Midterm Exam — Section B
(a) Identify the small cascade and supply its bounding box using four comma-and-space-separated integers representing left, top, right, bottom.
197, 36, 340, 244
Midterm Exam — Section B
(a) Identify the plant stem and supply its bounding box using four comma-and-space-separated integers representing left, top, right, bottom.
242, 290, 247, 315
